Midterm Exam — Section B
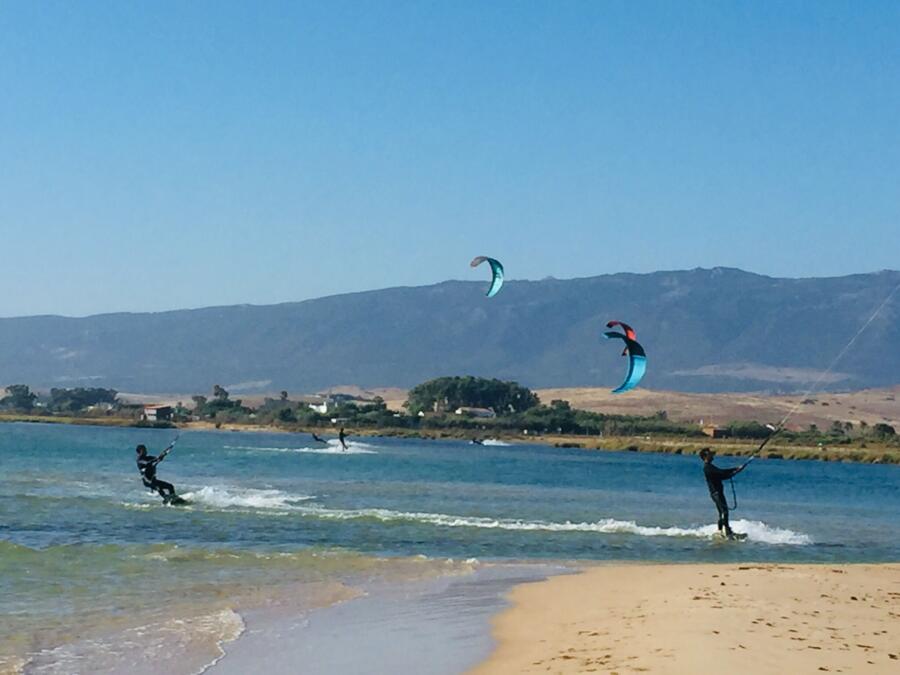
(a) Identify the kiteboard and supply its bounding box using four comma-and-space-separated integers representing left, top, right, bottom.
164, 495, 190, 506
712, 531, 748, 542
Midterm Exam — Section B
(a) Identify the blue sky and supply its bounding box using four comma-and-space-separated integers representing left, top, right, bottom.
1, 1, 897, 317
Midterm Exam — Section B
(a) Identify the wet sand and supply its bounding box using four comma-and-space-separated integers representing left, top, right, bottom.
209, 564, 566, 675
471, 563, 899, 674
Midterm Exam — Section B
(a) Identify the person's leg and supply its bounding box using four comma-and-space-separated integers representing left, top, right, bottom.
713, 493, 733, 536
710, 494, 722, 531
712, 493, 730, 534
152, 479, 175, 498
722, 507, 733, 536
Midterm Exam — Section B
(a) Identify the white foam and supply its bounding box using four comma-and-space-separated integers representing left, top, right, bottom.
725, 519, 813, 546
292, 506, 812, 545
224, 440, 376, 455
193, 609, 246, 674
181, 486, 315, 510
480, 439, 511, 446
25, 608, 244, 675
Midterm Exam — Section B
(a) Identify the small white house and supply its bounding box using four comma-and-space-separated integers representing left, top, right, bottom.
309, 394, 359, 414
142, 405, 173, 422
309, 400, 331, 414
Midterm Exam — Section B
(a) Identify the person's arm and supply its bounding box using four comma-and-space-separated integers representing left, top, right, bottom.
157, 439, 178, 462
710, 465, 741, 479
157, 437, 178, 463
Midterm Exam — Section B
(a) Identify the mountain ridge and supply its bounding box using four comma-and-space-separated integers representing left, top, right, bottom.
1, 267, 898, 394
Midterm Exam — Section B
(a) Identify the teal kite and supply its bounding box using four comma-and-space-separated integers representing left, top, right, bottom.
603, 330, 647, 394
470, 256, 504, 297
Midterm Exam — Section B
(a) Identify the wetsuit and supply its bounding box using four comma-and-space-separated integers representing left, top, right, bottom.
137, 453, 176, 500
703, 462, 741, 536
312, 433, 325, 443
338, 429, 348, 450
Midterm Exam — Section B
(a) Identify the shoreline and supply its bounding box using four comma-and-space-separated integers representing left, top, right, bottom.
470, 562, 900, 674
2, 550, 506, 675
2, 413, 897, 464
208, 562, 567, 675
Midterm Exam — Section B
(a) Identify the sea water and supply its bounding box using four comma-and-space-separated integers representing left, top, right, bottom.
1, 423, 898, 672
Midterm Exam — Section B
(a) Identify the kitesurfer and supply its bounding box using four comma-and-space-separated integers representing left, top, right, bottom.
311, 432, 326, 443
338, 427, 349, 451
136, 443, 177, 502
699, 448, 749, 539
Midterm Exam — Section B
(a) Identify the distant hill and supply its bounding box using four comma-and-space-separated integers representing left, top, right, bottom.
1, 268, 898, 394
533, 386, 900, 430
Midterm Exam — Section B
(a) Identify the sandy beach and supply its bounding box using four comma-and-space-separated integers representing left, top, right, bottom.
472, 563, 899, 674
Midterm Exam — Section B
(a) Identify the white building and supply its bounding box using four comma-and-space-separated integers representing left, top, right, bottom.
142, 405, 173, 422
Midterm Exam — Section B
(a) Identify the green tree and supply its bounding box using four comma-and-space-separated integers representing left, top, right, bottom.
48, 387, 117, 412
277, 407, 297, 423
725, 421, 771, 439
0, 384, 37, 410
873, 423, 896, 437
405, 376, 539, 415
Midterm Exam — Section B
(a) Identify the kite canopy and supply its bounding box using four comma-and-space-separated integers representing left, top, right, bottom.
606, 320, 636, 356
470, 256, 504, 297
603, 330, 647, 394
605, 320, 636, 341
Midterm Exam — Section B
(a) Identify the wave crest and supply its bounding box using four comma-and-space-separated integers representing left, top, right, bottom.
181, 486, 315, 510
292, 507, 811, 545
224, 440, 376, 455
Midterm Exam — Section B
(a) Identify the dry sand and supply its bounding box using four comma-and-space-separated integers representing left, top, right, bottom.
471, 563, 899, 675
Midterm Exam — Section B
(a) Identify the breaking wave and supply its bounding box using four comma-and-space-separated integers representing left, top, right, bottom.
291, 507, 812, 545
224, 440, 377, 455
181, 486, 315, 510
122, 488, 811, 546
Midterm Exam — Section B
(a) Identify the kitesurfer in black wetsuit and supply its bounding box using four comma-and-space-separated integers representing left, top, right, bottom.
338, 427, 348, 451
136, 444, 177, 501
311, 432, 326, 443
699, 448, 749, 539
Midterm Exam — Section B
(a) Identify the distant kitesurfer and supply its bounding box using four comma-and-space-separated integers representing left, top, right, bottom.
311, 432, 326, 443
136, 443, 177, 502
471, 437, 484, 445
338, 427, 349, 451
699, 448, 749, 539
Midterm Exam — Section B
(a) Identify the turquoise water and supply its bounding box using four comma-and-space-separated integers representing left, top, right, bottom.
2, 422, 898, 671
